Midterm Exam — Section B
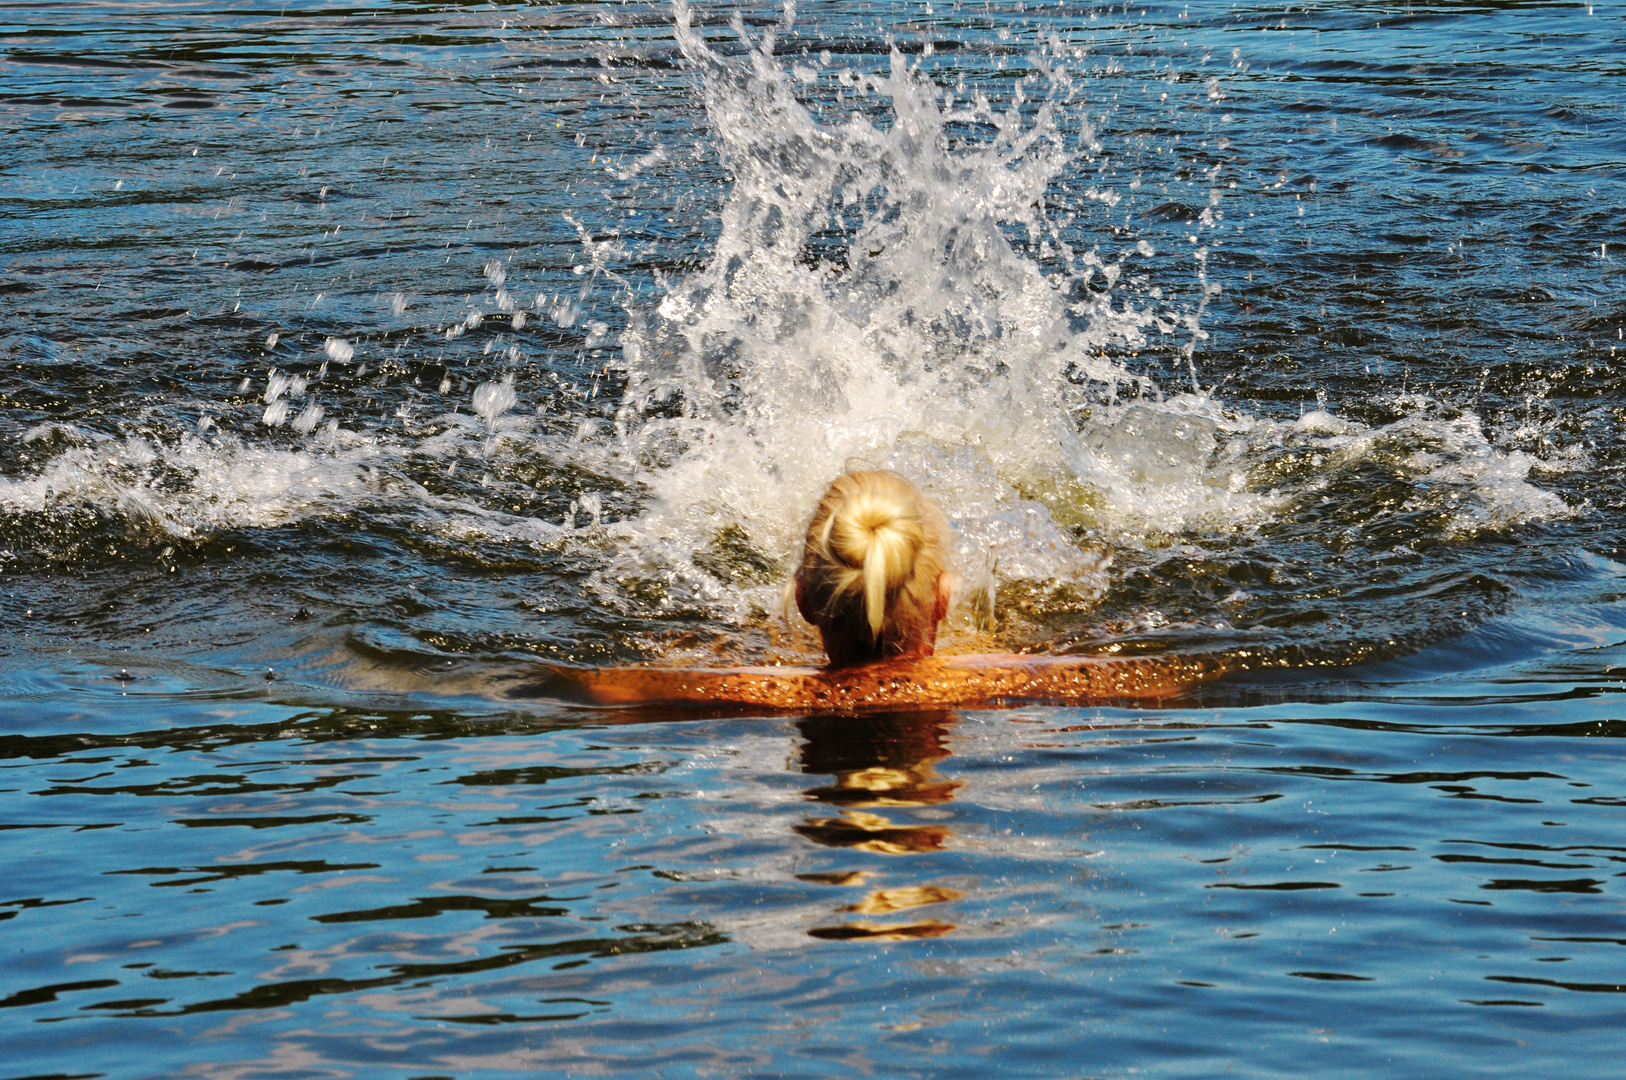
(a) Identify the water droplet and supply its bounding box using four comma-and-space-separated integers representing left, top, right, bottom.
472, 373, 517, 427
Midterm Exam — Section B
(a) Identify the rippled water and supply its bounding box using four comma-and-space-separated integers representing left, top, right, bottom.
3, 1, 1626, 1076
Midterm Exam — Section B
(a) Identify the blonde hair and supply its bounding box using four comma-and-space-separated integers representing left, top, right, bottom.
795, 471, 950, 662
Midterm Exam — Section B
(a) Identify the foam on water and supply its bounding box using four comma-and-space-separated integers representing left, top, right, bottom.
2, 421, 380, 540
1290, 409, 1569, 538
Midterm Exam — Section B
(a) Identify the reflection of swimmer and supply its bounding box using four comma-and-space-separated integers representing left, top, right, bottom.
796, 710, 965, 940
536, 471, 1229, 710
795, 710, 960, 853
797, 711, 960, 807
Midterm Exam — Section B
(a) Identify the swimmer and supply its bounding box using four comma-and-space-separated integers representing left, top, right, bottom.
528, 470, 1228, 711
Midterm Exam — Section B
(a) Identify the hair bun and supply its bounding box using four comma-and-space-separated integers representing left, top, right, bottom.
805, 472, 942, 644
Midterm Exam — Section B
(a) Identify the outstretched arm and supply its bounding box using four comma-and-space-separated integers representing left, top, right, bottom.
525, 653, 1231, 711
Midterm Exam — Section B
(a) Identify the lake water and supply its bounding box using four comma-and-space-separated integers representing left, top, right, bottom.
3, 1, 1626, 1076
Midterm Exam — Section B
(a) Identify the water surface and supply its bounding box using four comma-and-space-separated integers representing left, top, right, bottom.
2, 1, 1626, 1076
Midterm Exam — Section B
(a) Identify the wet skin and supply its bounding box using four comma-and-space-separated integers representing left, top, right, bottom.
530, 651, 1228, 711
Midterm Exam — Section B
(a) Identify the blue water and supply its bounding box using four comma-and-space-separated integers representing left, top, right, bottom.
3, 2, 1626, 1076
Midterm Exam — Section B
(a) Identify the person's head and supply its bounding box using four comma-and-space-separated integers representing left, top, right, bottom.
793, 471, 952, 667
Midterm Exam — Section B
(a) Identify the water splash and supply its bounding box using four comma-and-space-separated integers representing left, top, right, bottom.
574, 6, 1573, 646
600, 6, 1245, 626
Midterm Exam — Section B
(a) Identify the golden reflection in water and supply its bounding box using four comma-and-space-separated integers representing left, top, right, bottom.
793, 809, 952, 855
797, 711, 962, 808
795, 711, 965, 940
844, 884, 964, 915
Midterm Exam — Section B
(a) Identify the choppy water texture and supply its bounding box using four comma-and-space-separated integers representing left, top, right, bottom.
3, 1, 1626, 1076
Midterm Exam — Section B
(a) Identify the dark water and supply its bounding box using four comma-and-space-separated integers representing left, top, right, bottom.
3, 1, 1626, 1076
